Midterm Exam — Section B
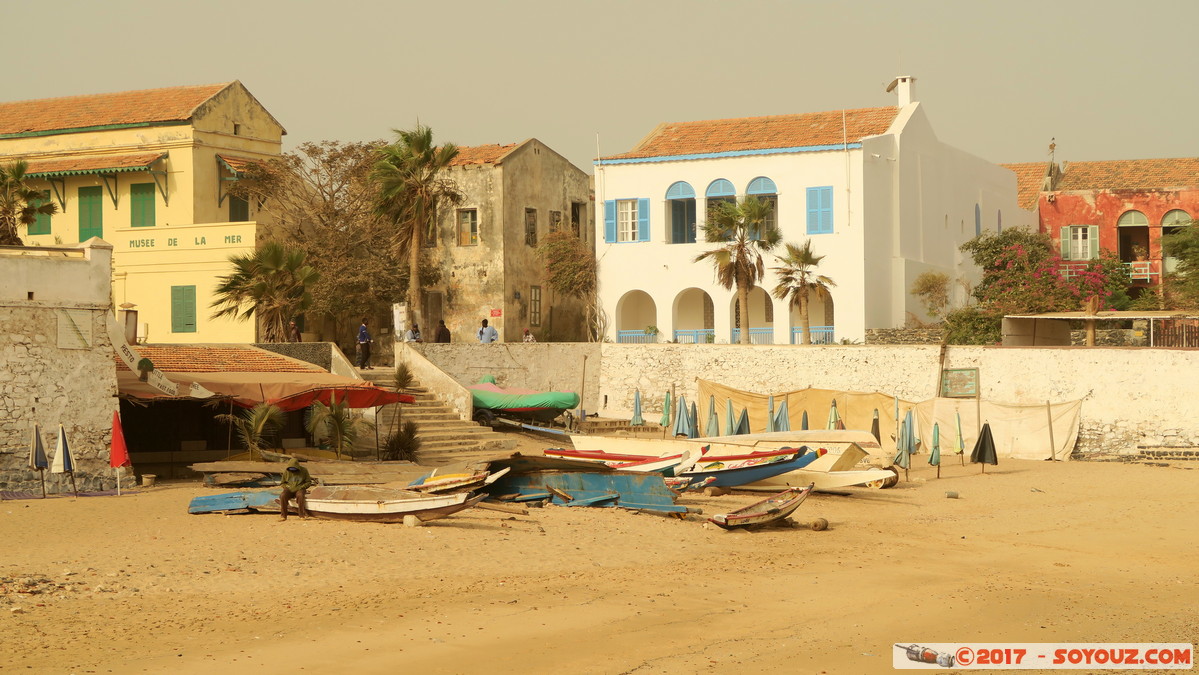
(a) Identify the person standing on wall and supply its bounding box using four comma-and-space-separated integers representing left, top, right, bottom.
523, 328, 536, 343
289, 320, 302, 343
477, 318, 499, 343
435, 320, 451, 343
404, 323, 422, 342
357, 318, 373, 369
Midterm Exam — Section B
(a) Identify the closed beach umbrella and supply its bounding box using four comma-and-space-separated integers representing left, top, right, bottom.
28, 423, 48, 498
660, 391, 672, 429
930, 423, 942, 478
970, 422, 999, 473
773, 399, 791, 432
870, 409, 881, 444
766, 396, 776, 433
673, 395, 692, 437
630, 390, 645, 427
734, 407, 749, 435
801, 410, 809, 431
705, 396, 720, 437
725, 398, 735, 436
954, 411, 966, 465
903, 410, 916, 455
827, 399, 843, 430
688, 401, 700, 439
893, 415, 912, 481
51, 424, 79, 497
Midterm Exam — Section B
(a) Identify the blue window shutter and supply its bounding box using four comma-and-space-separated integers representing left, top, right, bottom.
806, 188, 818, 234
747, 176, 777, 195
1088, 225, 1099, 259
637, 198, 650, 242
820, 187, 833, 233
604, 200, 616, 243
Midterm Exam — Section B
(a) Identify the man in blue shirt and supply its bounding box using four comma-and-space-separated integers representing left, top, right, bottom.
477, 318, 499, 343
357, 318, 373, 369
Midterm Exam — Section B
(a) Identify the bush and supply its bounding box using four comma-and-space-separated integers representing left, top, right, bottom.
394, 362, 415, 390
944, 306, 1001, 345
911, 271, 950, 318
381, 420, 420, 462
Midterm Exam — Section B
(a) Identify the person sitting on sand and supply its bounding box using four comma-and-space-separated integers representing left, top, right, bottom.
279, 458, 315, 521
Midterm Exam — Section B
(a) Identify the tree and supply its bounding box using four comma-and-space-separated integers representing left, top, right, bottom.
0, 160, 57, 246
910, 271, 950, 319
305, 392, 374, 460
1161, 221, 1199, 308
371, 125, 463, 325
536, 230, 599, 341
694, 197, 781, 344
216, 403, 285, 461
771, 240, 836, 344
224, 141, 408, 339
210, 242, 319, 342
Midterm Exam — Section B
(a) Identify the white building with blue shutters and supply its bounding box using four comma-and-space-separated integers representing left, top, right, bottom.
594, 76, 1032, 344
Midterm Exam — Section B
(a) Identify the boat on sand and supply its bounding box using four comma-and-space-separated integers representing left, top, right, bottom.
708, 484, 814, 531
303, 485, 484, 523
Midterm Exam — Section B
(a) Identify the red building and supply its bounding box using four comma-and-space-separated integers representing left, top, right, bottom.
1003, 158, 1199, 292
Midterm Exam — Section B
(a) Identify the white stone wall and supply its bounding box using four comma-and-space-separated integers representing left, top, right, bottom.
0, 242, 121, 493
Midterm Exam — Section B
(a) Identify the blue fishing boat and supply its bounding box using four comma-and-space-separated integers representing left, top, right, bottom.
681, 449, 818, 488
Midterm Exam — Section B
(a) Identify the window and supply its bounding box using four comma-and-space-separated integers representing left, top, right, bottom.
28, 190, 51, 236
550, 210, 562, 231
1162, 210, 1192, 227
525, 208, 537, 247
78, 186, 103, 240
705, 179, 736, 227
229, 195, 249, 222
1062, 225, 1098, 261
666, 182, 696, 244
457, 209, 478, 246
806, 186, 833, 234
571, 202, 585, 239
130, 183, 156, 228
603, 198, 648, 243
747, 177, 778, 236
170, 285, 197, 333
1117, 210, 1148, 227
530, 286, 542, 327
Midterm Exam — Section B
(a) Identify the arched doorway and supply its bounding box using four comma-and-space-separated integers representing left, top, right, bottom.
730, 287, 775, 344
615, 290, 658, 343
789, 287, 835, 344
672, 288, 714, 343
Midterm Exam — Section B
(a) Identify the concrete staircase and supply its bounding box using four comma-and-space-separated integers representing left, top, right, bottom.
356, 369, 517, 466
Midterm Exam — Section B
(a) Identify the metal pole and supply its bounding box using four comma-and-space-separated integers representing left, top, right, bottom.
1046, 400, 1057, 461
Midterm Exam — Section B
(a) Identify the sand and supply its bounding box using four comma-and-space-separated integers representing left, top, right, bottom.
2, 435, 1197, 674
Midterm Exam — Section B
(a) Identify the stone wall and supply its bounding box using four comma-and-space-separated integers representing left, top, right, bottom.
415, 341, 1199, 457
254, 342, 333, 371
865, 328, 945, 345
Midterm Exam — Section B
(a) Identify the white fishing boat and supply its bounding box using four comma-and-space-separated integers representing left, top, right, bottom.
304, 486, 485, 523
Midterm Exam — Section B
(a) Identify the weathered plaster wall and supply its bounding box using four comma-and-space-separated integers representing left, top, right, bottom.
1039, 188, 1199, 261
415, 341, 1199, 456
0, 242, 122, 493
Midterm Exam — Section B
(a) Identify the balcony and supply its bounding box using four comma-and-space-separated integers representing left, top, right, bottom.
673, 329, 715, 344
616, 330, 658, 344
1059, 260, 1161, 284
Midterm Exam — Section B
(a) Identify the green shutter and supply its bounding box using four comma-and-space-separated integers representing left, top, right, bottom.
28, 190, 52, 236
229, 195, 249, 222
171, 286, 197, 333
1088, 225, 1099, 260
130, 183, 156, 228
1060, 227, 1070, 260
604, 200, 616, 243
78, 186, 103, 240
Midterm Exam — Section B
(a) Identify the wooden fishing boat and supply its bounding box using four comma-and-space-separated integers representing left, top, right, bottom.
680, 450, 817, 488
304, 486, 485, 523
708, 484, 814, 531
407, 467, 510, 494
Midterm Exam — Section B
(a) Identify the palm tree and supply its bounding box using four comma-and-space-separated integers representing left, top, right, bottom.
772, 241, 836, 344
210, 241, 319, 342
216, 402, 285, 461
371, 125, 463, 325
0, 160, 57, 246
693, 196, 782, 344
305, 392, 374, 460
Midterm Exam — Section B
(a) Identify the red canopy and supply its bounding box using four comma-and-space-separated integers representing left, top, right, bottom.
264, 386, 414, 412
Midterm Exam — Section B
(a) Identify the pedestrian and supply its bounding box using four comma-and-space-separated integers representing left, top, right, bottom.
523, 328, 536, 343
356, 317, 373, 369
404, 323, 422, 342
435, 319, 451, 343
288, 320, 302, 343
477, 318, 499, 343
279, 458, 315, 521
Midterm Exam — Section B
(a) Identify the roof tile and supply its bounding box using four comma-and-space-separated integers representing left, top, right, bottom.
0, 83, 230, 136
25, 152, 166, 176
1001, 161, 1052, 209
115, 344, 325, 374
1056, 158, 1199, 192
602, 107, 899, 161
449, 143, 518, 166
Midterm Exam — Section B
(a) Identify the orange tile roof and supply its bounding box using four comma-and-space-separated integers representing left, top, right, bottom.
217, 154, 263, 174
0, 83, 231, 136
114, 344, 325, 374
449, 143, 518, 166
1056, 158, 1199, 191
602, 107, 899, 161
1001, 162, 1052, 209
24, 152, 166, 176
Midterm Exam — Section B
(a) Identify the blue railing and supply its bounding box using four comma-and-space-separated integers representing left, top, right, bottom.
730, 327, 775, 344
617, 330, 658, 344
791, 326, 834, 344
673, 329, 716, 344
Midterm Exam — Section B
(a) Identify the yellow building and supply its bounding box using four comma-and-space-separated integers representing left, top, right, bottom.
0, 81, 284, 342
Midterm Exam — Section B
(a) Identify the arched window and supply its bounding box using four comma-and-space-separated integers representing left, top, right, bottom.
746, 177, 778, 235
705, 179, 737, 226
1162, 210, 1193, 273
666, 182, 697, 244
1117, 211, 1148, 226
1162, 209, 1192, 227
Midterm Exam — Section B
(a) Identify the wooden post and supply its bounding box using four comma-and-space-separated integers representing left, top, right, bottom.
579, 355, 588, 422
1046, 400, 1057, 461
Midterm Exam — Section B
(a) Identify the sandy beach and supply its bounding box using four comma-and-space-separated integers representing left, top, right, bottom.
3, 434, 1196, 674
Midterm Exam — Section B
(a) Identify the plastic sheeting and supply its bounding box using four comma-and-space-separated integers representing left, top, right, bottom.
695, 379, 1081, 461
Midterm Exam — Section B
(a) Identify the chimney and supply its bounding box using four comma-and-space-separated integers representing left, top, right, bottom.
885, 75, 917, 106
118, 303, 138, 345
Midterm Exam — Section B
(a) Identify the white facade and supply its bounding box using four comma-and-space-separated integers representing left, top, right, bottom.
595, 80, 1032, 344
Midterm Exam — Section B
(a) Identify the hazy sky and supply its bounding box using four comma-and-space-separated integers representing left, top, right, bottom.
6, 0, 1197, 172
